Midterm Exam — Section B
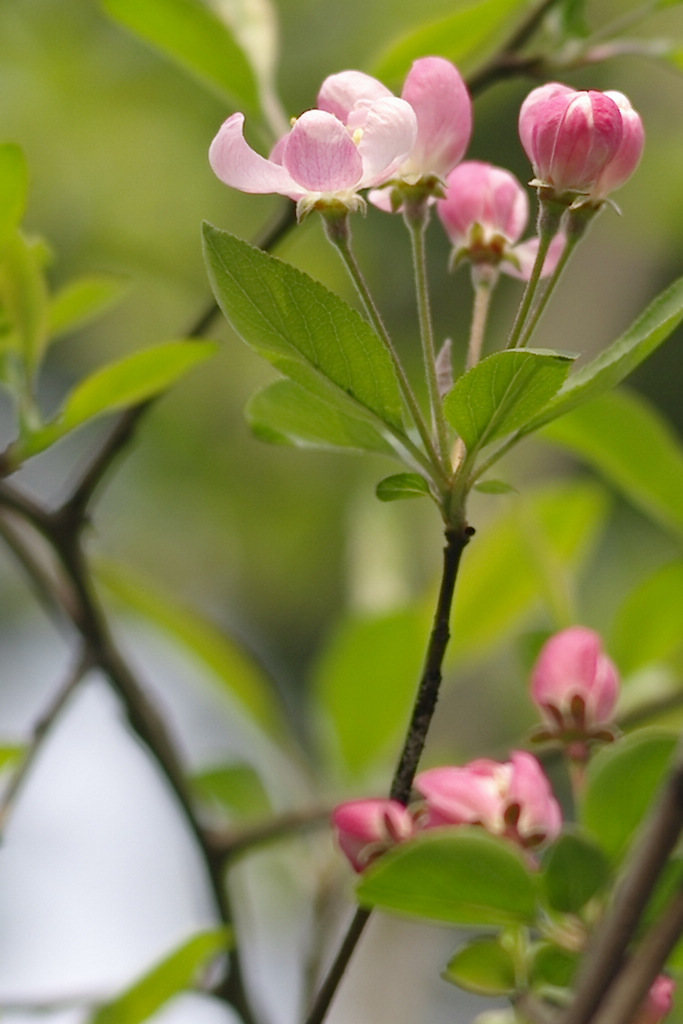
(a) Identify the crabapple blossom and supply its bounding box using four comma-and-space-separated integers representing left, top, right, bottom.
531, 626, 620, 738
318, 58, 472, 211
415, 751, 562, 849
518, 83, 644, 203
436, 160, 564, 279
209, 94, 417, 219
332, 798, 417, 872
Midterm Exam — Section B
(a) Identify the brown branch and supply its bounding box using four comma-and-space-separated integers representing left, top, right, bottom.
559, 739, 683, 1024
304, 522, 473, 1024
0, 651, 92, 837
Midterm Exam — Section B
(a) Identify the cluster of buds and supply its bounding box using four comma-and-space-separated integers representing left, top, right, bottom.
332, 749, 560, 873
209, 57, 472, 219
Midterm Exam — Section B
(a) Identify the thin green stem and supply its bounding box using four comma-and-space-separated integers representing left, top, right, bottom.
516, 203, 599, 348
405, 205, 453, 469
507, 195, 565, 349
466, 271, 497, 370
322, 214, 450, 489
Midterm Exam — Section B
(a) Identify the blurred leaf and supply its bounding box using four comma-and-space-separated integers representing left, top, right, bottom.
530, 944, 579, 989
444, 936, 517, 996
541, 831, 611, 913
581, 729, 678, 861
376, 473, 431, 502
98, 562, 290, 741
49, 274, 127, 339
90, 928, 230, 1024
611, 560, 683, 676
313, 607, 427, 777
101, 0, 260, 117
474, 479, 516, 494
246, 379, 395, 454
0, 144, 28, 246
0, 745, 23, 770
541, 389, 683, 541
443, 349, 573, 456
17, 340, 217, 459
193, 763, 271, 819
518, 276, 683, 437
209, 0, 287, 136
0, 232, 49, 374
448, 481, 610, 663
372, 0, 527, 82
357, 828, 538, 926
203, 225, 405, 434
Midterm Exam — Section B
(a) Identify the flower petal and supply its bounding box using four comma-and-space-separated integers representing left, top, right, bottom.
209, 112, 302, 198
317, 70, 392, 121
506, 233, 565, 280
282, 109, 363, 192
400, 56, 472, 179
355, 97, 418, 186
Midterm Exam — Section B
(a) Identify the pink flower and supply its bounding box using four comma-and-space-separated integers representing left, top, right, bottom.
415, 751, 561, 849
634, 976, 675, 1024
332, 798, 417, 872
531, 626, 619, 735
518, 83, 643, 202
436, 160, 564, 279
317, 58, 471, 211
209, 93, 417, 219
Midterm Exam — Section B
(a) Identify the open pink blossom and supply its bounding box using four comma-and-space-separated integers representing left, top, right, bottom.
436, 160, 564, 279
415, 751, 561, 849
518, 83, 643, 202
318, 58, 472, 212
531, 626, 619, 735
209, 94, 417, 218
634, 976, 675, 1024
332, 798, 417, 872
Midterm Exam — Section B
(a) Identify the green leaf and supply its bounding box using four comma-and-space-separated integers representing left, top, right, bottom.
192, 763, 271, 820
530, 944, 579, 990
443, 350, 574, 456
611, 560, 683, 676
18, 340, 217, 459
0, 232, 49, 374
541, 389, 683, 541
518, 276, 683, 437
101, 0, 260, 116
357, 828, 538, 926
541, 831, 611, 913
372, 0, 527, 82
474, 479, 516, 494
246, 379, 394, 455
49, 274, 127, 339
0, 144, 28, 246
203, 225, 405, 434
313, 607, 427, 777
98, 562, 289, 741
581, 729, 678, 861
448, 481, 609, 663
0, 744, 23, 770
89, 928, 230, 1024
376, 473, 431, 502
444, 936, 518, 996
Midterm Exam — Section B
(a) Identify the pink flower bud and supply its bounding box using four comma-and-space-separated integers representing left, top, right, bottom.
518, 83, 643, 202
531, 626, 619, 734
634, 976, 675, 1024
415, 751, 561, 849
332, 798, 416, 872
436, 160, 564, 279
